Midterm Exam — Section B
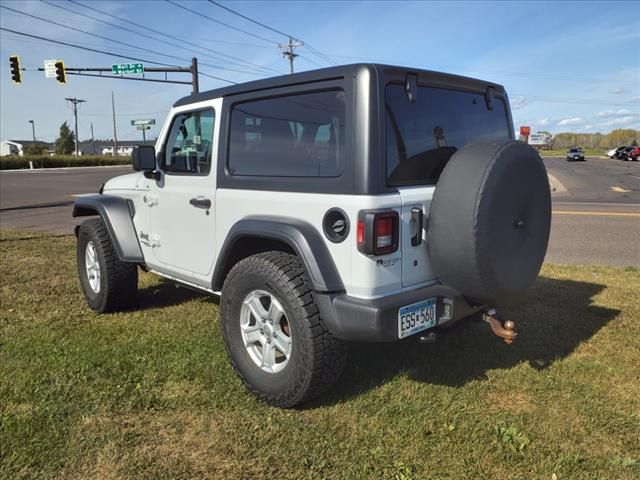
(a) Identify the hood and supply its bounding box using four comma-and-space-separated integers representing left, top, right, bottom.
103, 172, 143, 192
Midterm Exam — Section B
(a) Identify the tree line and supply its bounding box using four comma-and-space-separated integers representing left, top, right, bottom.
546, 128, 639, 149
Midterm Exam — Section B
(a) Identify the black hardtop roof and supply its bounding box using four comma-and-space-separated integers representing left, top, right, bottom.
173, 63, 505, 107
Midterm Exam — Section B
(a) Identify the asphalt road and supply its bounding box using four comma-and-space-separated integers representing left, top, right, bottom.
0, 159, 638, 266
543, 155, 640, 204
0, 166, 129, 233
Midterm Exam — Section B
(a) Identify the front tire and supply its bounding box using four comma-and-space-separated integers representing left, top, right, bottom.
221, 251, 347, 407
76, 218, 138, 313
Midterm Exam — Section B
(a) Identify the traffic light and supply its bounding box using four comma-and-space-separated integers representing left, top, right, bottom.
54, 60, 66, 84
9, 55, 21, 84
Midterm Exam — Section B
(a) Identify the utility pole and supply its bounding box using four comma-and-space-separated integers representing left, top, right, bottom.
111, 91, 118, 156
65, 97, 86, 157
90, 122, 96, 155
28, 120, 35, 143
279, 37, 303, 74
191, 57, 199, 94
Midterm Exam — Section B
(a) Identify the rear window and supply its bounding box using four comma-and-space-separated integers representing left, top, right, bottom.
228, 90, 345, 177
386, 84, 511, 187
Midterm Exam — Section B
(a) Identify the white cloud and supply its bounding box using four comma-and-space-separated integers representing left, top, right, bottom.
537, 118, 550, 126
596, 110, 615, 118
599, 116, 639, 127
510, 96, 529, 110
596, 109, 635, 118
610, 87, 630, 94
557, 117, 585, 126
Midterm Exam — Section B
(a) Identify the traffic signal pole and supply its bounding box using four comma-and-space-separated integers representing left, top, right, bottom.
13, 58, 201, 93
35, 64, 197, 89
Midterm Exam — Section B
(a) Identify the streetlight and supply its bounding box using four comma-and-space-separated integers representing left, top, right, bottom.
28, 120, 36, 143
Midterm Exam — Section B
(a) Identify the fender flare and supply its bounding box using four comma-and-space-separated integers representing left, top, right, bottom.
212, 217, 345, 293
73, 194, 144, 263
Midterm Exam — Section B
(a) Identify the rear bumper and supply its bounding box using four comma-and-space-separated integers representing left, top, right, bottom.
315, 283, 483, 342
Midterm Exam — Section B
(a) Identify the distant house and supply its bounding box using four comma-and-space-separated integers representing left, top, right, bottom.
1, 140, 54, 156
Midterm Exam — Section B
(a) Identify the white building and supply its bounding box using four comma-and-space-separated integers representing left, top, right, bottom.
1, 140, 53, 156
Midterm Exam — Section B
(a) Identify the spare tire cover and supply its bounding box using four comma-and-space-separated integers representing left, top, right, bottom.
427, 140, 551, 304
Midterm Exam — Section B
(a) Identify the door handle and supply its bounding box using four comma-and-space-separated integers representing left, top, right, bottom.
189, 197, 211, 209
411, 207, 423, 246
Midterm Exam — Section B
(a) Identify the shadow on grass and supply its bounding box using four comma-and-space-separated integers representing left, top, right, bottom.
135, 280, 216, 311
127, 275, 618, 406
315, 276, 619, 406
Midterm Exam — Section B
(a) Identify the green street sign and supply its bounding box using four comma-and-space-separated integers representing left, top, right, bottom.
112, 63, 144, 75
131, 119, 156, 126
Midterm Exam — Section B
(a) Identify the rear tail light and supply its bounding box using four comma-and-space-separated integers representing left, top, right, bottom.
357, 220, 365, 245
357, 210, 399, 255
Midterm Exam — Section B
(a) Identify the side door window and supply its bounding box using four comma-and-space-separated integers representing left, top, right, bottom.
163, 109, 215, 175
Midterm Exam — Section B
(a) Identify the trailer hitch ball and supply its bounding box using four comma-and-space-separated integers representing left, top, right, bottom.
482, 308, 517, 345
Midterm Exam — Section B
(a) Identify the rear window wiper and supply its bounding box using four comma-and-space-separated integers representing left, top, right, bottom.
484, 86, 495, 111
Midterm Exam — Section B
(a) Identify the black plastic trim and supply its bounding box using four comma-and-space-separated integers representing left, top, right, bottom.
72, 194, 143, 263
212, 217, 344, 293
315, 284, 483, 342
322, 208, 350, 244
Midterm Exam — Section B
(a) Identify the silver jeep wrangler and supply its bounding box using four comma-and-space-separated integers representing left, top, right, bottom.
74, 64, 551, 407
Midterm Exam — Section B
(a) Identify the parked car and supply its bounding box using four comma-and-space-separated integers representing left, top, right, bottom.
72, 64, 551, 407
607, 146, 625, 158
618, 146, 635, 160
626, 146, 640, 161
566, 147, 585, 161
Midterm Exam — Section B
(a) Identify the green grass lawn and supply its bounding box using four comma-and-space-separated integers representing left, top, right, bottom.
1, 230, 638, 480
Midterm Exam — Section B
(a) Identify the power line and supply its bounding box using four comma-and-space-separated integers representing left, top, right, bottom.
316, 51, 638, 87
0, 5, 181, 68
4, 4, 259, 77
298, 55, 325, 68
510, 94, 637, 107
39, 0, 269, 76
0, 27, 236, 84
165, 0, 280, 45
66, 0, 282, 75
208, 0, 291, 38
207, 0, 337, 67
0, 27, 173, 67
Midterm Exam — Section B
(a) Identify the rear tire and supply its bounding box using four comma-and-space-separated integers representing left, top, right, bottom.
76, 218, 138, 313
221, 251, 347, 407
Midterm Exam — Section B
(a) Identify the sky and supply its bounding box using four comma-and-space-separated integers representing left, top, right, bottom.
1, 0, 639, 143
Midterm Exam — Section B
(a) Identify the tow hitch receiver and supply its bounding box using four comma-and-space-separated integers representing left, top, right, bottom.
482, 308, 517, 344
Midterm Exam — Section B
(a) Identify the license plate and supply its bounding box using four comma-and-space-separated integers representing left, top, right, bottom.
398, 297, 437, 339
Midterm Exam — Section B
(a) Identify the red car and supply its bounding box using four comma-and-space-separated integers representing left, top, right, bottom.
627, 146, 640, 161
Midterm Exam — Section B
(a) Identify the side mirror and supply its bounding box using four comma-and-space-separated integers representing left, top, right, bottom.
132, 145, 156, 172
